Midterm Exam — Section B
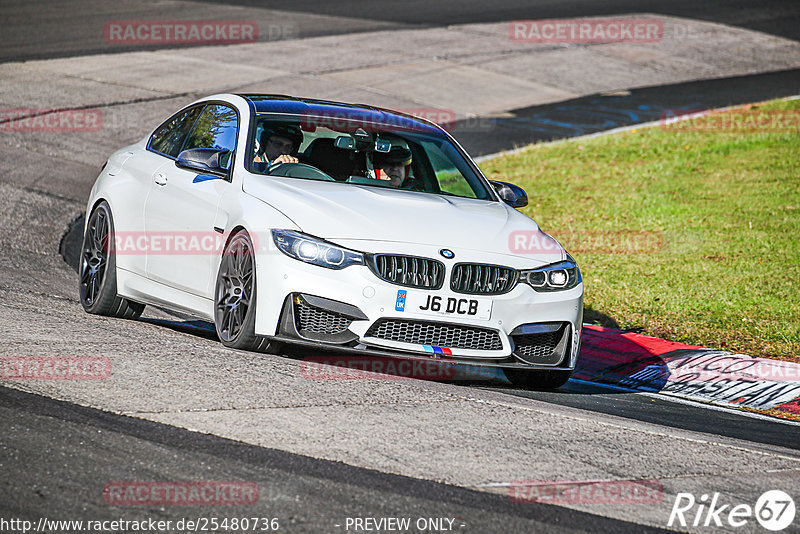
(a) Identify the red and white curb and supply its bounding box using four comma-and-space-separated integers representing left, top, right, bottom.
576, 325, 800, 418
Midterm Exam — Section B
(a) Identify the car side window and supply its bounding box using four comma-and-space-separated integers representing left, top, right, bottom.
149, 106, 203, 158
181, 104, 239, 154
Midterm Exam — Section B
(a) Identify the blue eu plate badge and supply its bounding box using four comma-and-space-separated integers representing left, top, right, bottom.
395, 290, 407, 312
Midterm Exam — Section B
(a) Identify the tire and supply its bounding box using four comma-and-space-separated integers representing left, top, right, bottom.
505, 369, 572, 390
79, 201, 145, 319
214, 230, 276, 353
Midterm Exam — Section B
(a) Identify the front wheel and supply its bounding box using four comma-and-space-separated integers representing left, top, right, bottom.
505, 369, 572, 390
214, 230, 276, 353
79, 201, 144, 319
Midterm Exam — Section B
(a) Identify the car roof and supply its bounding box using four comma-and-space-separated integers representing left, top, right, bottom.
237, 94, 445, 136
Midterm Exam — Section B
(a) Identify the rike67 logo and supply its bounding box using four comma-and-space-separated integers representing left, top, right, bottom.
668, 490, 795, 531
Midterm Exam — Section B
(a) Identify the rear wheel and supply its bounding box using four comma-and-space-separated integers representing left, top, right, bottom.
214, 230, 275, 353
79, 201, 145, 319
505, 369, 572, 390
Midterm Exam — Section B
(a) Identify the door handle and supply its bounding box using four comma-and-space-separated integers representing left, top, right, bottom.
154, 172, 167, 186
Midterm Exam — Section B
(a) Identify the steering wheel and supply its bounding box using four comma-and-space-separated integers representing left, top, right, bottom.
267, 162, 335, 181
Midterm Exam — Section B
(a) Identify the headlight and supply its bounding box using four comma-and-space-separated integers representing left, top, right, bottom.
271, 230, 365, 270
519, 256, 581, 292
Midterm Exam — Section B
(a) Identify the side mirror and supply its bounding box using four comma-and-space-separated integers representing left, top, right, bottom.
490, 180, 528, 208
176, 148, 231, 176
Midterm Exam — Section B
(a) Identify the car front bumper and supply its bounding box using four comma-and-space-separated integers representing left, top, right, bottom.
253, 242, 583, 370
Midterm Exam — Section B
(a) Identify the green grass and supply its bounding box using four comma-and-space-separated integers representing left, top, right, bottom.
437, 169, 478, 198
479, 98, 800, 361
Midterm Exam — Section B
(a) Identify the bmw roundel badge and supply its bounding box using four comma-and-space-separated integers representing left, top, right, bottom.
439, 249, 455, 259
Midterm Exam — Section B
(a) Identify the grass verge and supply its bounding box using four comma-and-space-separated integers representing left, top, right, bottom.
480, 98, 800, 362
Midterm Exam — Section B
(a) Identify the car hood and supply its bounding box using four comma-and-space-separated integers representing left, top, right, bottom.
242, 174, 565, 262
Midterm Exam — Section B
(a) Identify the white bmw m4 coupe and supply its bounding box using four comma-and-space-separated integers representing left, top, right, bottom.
80, 93, 583, 389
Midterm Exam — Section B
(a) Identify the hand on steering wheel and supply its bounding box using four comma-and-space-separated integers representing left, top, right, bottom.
267, 154, 300, 173
273, 154, 299, 165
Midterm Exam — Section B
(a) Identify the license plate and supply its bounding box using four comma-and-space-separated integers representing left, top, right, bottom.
395, 290, 492, 321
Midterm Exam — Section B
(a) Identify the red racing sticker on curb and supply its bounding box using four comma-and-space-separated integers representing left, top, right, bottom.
103, 482, 259, 505
775, 399, 800, 414
1, 357, 111, 380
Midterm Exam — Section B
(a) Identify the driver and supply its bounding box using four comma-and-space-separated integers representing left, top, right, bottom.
253, 124, 303, 171
375, 146, 413, 188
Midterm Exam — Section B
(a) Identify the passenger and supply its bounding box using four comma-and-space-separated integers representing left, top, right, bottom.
375, 146, 413, 188
253, 124, 303, 171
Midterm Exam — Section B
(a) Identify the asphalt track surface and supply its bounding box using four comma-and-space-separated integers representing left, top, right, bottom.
0, 386, 667, 533
3, 1, 800, 532
3, 2, 799, 156
2, 0, 799, 62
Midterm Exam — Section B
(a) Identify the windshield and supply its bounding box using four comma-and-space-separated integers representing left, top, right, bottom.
248, 114, 493, 200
